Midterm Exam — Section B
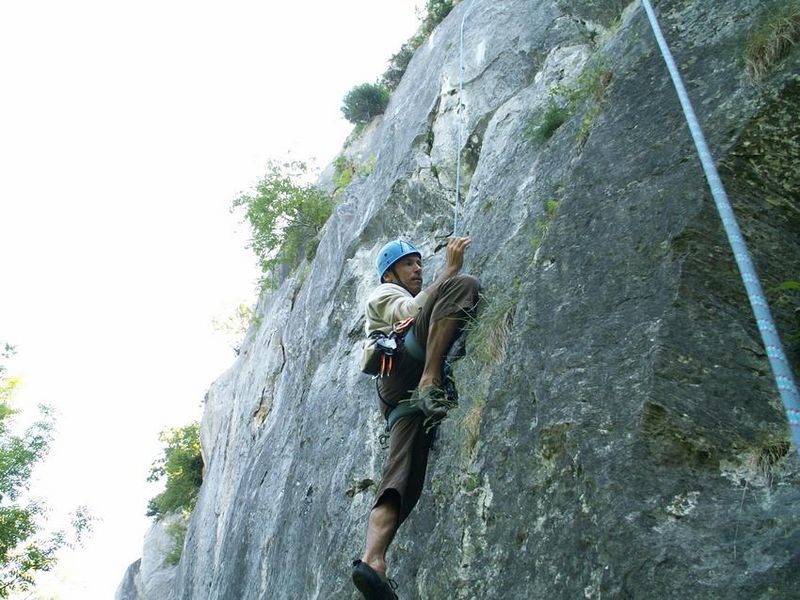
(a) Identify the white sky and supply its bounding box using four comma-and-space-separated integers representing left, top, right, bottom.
0, 1, 422, 598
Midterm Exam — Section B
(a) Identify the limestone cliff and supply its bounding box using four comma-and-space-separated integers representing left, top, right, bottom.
118, 0, 800, 598
115, 514, 181, 600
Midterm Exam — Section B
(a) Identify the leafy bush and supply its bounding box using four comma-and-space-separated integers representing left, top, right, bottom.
0, 344, 91, 597
164, 518, 188, 566
147, 423, 203, 519
525, 99, 570, 141
334, 155, 377, 188
552, 60, 613, 106
212, 303, 257, 355
382, 41, 420, 91
333, 155, 356, 191
527, 61, 613, 143
232, 160, 333, 289
357, 155, 377, 177
341, 83, 391, 125
380, 0, 455, 90
420, 0, 455, 36
746, 4, 800, 79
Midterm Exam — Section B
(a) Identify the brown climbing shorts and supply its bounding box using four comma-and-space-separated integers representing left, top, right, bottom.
372, 274, 479, 524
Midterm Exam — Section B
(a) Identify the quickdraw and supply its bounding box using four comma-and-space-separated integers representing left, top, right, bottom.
393, 316, 415, 335
370, 317, 416, 379
376, 336, 397, 379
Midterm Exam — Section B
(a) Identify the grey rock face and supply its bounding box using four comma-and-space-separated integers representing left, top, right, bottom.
114, 560, 142, 600
115, 514, 180, 600
123, 0, 800, 598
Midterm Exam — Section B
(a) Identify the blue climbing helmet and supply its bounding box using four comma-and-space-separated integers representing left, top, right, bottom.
376, 239, 420, 282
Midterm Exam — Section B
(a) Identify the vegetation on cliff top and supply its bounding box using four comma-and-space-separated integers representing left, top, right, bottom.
341, 0, 457, 126
381, 0, 457, 91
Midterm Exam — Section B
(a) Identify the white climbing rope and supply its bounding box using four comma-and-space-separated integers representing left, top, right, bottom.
454, 0, 477, 236
641, 0, 800, 458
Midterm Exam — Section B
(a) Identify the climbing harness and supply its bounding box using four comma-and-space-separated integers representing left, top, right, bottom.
454, 0, 477, 236
641, 0, 800, 457
386, 400, 421, 432
362, 317, 416, 378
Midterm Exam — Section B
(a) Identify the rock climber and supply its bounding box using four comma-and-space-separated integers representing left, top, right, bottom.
352, 236, 479, 600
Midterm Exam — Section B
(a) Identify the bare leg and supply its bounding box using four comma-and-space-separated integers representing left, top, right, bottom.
361, 494, 399, 575
418, 318, 460, 390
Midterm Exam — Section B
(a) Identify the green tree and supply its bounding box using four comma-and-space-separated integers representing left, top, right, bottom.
164, 517, 188, 566
380, 0, 454, 91
381, 40, 420, 91
147, 422, 203, 518
232, 160, 333, 289
0, 344, 91, 598
341, 83, 390, 125
419, 0, 454, 35
212, 302, 257, 355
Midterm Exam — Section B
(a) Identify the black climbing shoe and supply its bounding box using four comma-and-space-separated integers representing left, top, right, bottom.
351, 560, 399, 600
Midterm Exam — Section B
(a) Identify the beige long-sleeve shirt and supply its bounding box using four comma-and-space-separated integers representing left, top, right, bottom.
364, 283, 430, 336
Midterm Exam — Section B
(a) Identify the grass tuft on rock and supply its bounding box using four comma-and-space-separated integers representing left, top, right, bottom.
745, 4, 800, 79
466, 289, 518, 365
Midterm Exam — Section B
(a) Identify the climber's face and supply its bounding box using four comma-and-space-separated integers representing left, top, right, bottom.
384, 254, 423, 296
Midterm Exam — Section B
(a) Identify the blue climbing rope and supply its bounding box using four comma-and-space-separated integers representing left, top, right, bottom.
641, 0, 800, 458
454, 0, 477, 236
